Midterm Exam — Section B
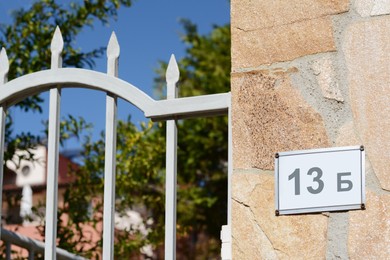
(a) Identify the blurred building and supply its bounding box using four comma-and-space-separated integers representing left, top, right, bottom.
1, 145, 79, 257
2, 145, 76, 226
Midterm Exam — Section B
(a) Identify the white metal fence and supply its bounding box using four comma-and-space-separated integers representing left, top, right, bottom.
0, 27, 231, 259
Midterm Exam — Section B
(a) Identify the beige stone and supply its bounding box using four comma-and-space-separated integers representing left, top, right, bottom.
335, 123, 383, 204
335, 121, 361, 147
343, 17, 390, 191
372, 0, 390, 16
232, 17, 336, 69
354, 0, 376, 17
232, 172, 328, 259
232, 200, 278, 260
312, 56, 344, 102
232, 170, 264, 205
231, 0, 349, 31
355, 0, 390, 17
232, 70, 330, 170
349, 190, 390, 258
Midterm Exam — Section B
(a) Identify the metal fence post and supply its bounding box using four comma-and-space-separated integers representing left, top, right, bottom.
0, 47, 8, 241
164, 54, 179, 260
103, 32, 119, 260
5, 241, 11, 260
45, 26, 63, 260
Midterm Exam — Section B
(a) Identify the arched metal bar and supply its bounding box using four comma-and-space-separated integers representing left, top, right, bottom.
0, 68, 155, 115
0, 68, 230, 121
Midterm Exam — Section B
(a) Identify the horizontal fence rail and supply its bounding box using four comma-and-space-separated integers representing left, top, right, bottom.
0, 228, 87, 260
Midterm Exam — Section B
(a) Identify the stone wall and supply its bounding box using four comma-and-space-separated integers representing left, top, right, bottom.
231, 0, 390, 259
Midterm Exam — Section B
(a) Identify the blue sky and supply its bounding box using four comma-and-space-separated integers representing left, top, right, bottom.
0, 0, 230, 151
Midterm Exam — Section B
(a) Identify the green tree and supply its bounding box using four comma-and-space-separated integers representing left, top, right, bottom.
0, 0, 133, 163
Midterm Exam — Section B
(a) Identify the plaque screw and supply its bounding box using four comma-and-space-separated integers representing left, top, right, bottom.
275, 153, 279, 158
275, 210, 280, 216
360, 145, 365, 151
361, 204, 366, 210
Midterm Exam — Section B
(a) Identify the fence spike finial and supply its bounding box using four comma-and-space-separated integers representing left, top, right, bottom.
107, 32, 120, 60
51, 26, 64, 54
166, 54, 179, 86
51, 26, 63, 69
107, 32, 120, 77
0, 48, 9, 84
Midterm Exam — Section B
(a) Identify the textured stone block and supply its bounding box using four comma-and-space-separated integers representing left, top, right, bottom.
311, 56, 344, 102
343, 17, 390, 191
232, 70, 330, 170
231, 0, 349, 31
336, 121, 361, 147
232, 172, 328, 259
355, 0, 376, 17
355, 0, 390, 17
232, 200, 278, 259
232, 17, 336, 69
349, 190, 390, 259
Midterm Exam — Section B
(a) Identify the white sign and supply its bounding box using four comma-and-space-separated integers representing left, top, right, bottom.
275, 146, 365, 215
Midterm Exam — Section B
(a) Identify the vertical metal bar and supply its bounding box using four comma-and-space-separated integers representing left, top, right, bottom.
227, 96, 233, 259
0, 47, 9, 241
165, 119, 177, 260
0, 106, 6, 238
102, 93, 117, 260
103, 32, 119, 260
227, 99, 232, 225
45, 87, 61, 260
220, 95, 233, 260
165, 55, 179, 260
45, 26, 63, 260
5, 241, 11, 260
28, 250, 35, 260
